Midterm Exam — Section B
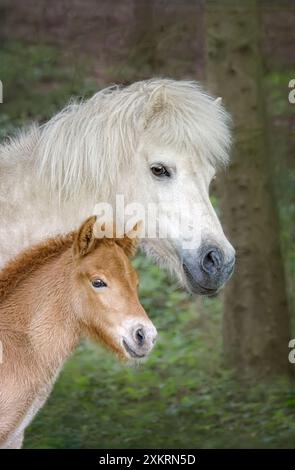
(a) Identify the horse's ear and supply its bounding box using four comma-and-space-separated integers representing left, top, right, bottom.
144, 85, 166, 128
73, 216, 97, 258
116, 221, 142, 258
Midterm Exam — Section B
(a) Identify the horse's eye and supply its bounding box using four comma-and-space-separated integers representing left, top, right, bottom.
91, 279, 107, 289
151, 164, 170, 178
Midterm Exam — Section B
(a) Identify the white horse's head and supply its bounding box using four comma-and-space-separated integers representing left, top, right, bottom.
123, 80, 235, 295
39, 79, 235, 295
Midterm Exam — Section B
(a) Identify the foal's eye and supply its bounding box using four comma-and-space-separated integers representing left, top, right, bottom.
91, 279, 107, 289
151, 164, 171, 178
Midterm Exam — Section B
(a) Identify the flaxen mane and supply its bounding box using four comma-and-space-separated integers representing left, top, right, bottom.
32, 79, 231, 199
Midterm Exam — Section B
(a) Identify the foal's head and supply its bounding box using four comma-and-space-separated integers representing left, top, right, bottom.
72, 216, 157, 361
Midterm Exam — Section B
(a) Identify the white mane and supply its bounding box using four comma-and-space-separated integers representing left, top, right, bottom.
25, 78, 232, 199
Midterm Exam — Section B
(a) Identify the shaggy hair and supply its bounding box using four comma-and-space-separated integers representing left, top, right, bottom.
19, 78, 232, 199
0, 232, 74, 303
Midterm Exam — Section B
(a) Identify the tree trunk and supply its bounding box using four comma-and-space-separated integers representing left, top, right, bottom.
205, 0, 291, 378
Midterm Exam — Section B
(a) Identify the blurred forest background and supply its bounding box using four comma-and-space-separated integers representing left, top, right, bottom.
0, 0, 295, 448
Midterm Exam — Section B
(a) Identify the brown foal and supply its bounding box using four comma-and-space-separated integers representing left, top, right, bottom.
0, 216, 157, 448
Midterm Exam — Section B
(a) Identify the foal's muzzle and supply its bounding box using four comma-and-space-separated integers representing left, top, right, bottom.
182, 244, 235, 295
123, 323, 157, 359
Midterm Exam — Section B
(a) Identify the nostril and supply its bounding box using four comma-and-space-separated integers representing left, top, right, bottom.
202, 248, 223, 274
135, 327, 145, 346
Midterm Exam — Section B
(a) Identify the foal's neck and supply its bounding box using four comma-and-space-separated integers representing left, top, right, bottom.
0, 235, 81, 376
29, 249, 81, 368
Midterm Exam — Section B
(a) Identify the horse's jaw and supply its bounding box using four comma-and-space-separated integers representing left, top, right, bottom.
139, 237, 235, 296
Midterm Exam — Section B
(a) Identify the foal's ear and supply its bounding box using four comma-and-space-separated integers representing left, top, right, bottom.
116, 221, 142, 258
73, 216, 97, 258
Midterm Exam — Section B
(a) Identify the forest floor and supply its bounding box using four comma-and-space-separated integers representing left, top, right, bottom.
0, 2, 295, 448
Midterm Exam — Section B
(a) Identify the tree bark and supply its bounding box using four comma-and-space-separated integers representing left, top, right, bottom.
205, 0, 291, 378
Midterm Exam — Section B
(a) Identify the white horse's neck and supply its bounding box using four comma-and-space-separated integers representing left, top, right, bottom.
0, 126, 128, 267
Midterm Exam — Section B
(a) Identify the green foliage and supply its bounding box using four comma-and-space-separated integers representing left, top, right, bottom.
0, 41, 97, 130
1, 41, 294, 449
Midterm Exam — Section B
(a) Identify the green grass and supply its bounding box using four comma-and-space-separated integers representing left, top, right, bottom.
0, 41, 295, 449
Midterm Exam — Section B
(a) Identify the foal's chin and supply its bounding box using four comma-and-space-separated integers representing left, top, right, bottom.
90, 332, 148, 364
110, 345, 147, 365
86, 324, 156, 364
119, 344, 150, 365
121, 353, 148, 365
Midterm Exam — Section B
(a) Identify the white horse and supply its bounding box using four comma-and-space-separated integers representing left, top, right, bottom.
0, 78, 235, 294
